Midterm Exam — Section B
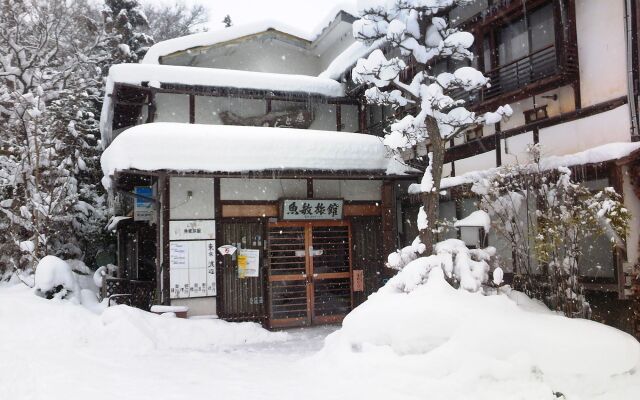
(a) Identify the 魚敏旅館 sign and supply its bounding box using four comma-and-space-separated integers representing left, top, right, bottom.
280, 199, 343, 220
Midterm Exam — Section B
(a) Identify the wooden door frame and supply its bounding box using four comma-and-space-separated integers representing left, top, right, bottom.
267, 220, 353, 328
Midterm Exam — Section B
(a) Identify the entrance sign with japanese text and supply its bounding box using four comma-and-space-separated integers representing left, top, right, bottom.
281, 199, 343, 220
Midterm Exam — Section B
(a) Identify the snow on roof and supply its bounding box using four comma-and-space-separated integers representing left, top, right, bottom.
142, 21, 313, 65
318, 39, 385, 80
99, 64, 345, 146
430, 142, 640, 191
142, 5, 358, 65
101, 123, 409, 188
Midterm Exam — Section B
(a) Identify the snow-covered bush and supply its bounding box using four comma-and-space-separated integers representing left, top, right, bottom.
34, 256, 80, 300
387, 239, 493, 293
472, 145, 631, 317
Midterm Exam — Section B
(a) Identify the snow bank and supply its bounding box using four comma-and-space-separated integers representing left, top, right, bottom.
320, 266, 640, 386
100, 305, 286, 353
101, 123, 410, 188
34, 256, 80, 298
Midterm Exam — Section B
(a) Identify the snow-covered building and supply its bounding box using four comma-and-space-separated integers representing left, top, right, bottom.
100, 1, 640, 335
378, 0, 639, 335
99, 9, 418, 328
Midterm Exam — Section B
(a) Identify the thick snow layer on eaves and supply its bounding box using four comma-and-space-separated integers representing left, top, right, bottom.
101, 123, 407, 188
319, 39, 384, 80
408, 141, 640, 192
99, 64, 345, 145
142, 4, 358, 65
106, 63, 345, 97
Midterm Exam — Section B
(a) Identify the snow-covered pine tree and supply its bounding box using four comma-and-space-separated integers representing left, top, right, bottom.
0, 0, 112, 272
351, 0, 512, 259
103, 0, 154, 63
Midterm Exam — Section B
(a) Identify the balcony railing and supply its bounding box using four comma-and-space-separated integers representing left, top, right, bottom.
483, 44, 559, 100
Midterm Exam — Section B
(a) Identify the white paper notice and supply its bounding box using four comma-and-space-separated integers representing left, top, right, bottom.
238, 249, 260, 278
170, 243, 189, 269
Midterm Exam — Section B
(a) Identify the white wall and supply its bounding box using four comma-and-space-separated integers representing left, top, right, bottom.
171, 297, 217, 317
313, 180, 382, 201
220, 179, 306, 201
538, 105, 631, 158
576, 0, 628, 106
454, 150, 497, 176
155, 93, 189, 123
170, 177, 215, 220
163, 35, 321, 76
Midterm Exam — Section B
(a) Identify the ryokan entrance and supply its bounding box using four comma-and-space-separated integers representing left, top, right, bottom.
267, 221, 352, 328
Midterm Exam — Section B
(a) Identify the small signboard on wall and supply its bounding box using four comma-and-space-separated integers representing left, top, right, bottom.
281, 199, 343, 220
169, 220, 216, 241
134, 186, 153, 221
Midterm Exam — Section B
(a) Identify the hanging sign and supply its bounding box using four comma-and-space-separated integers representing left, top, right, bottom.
134, 186, 153, 221
218, 244, 238, 256
238, 249, 260, 278
281, 199, 343, 221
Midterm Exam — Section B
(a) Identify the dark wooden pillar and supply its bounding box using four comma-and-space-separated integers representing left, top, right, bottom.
161, 173, 171, 305
381, 181, 396, 258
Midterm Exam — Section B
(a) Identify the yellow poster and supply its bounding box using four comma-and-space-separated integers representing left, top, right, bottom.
237, 255, 248, 278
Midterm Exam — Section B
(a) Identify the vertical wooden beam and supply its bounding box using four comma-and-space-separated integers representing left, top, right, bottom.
307, 179, 314, 198
161, 173, 171, 305
147, 90, 156, 123
495, 122, 502, 167
533, 128, 540, 144
266, 98, 272, 113
336, 104, 342, 131
214, 177, 224, 315
381, 181, 396, 259
155, 175, 162, 300
358, 104, 367, 133
189, 94, 195, 124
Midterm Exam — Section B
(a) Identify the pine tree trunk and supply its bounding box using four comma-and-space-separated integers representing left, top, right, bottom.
419, 117, 445, 256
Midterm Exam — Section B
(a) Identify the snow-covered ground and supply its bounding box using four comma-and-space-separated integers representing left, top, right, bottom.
1, 270, 639, 400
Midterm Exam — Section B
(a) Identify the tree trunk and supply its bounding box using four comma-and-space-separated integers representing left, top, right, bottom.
419, 116, 445, 256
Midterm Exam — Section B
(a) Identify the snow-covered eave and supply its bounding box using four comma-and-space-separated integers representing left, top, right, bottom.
100, 123, 418, 189
319, 39, 386, 80
408, 142, 640, 193
99, 64, 347, 147
142, 7, 359, 65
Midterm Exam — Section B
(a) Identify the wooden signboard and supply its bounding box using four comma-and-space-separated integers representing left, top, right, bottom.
280, 199, 343, 221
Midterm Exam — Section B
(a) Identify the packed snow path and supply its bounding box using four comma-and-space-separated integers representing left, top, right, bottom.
1, 282, 639, 400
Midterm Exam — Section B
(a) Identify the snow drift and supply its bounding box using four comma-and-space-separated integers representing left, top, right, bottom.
317, 262, 640, 397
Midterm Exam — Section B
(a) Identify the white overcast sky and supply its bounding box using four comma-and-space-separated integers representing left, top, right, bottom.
147, 0, 358, 36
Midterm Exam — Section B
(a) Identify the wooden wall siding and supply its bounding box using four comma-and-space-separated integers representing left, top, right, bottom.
222, 204, 279, 218
217, 219, 267, 322
351, 216, 384, 306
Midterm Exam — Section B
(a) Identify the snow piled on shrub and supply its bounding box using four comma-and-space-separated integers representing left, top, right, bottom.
387, 239, 492, 292
34, 256, 80, 299
318, 265, 640, 398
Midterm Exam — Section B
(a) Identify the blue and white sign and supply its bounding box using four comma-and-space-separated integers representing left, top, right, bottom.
134, 186, 153, 221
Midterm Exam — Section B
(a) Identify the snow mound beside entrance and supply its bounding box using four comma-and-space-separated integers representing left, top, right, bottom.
322, 266, 640, 378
